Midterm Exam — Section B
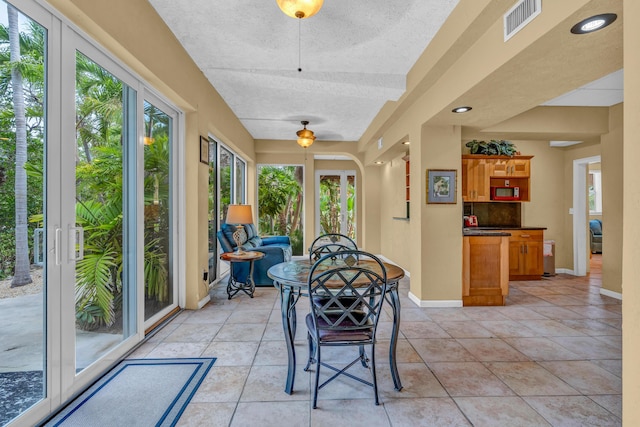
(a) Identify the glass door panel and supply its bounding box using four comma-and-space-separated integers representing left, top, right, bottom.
0, 3, 47, 424
143, 99, 174, 322
315, 170, 356, 239
73, 51, 132, 371
208, 138, 217, 284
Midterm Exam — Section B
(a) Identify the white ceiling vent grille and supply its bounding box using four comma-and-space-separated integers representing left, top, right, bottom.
504, 0, 541, 41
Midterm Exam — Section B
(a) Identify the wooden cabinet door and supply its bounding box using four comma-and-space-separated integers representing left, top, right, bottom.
462, 158, 490, 201
508, 240, 524, 277
489, 157, 530, 177
522, 239, 543, 276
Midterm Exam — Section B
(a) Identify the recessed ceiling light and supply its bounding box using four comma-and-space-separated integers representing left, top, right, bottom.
374, 161, 384, 165
570, 13, 617, 34
452, 106, 472, 113
401, 141, 410, 145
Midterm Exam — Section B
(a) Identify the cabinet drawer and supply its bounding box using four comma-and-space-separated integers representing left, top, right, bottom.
507, 229, 543, 241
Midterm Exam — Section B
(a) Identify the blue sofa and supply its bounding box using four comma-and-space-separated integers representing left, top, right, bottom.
217, 223, 292, 286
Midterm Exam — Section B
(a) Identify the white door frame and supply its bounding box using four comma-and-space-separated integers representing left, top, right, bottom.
573, 155, 601, 276
314, 170, 356, 236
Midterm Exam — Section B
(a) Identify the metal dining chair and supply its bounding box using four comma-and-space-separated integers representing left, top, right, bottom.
309, 233, 357, 262
304, 250, 388, 408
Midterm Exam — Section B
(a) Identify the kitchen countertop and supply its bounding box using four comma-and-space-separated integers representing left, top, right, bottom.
462, 226, 547, 236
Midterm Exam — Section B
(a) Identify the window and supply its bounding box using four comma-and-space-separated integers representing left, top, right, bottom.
218, 145, 247, 222
588, 169, 602, 214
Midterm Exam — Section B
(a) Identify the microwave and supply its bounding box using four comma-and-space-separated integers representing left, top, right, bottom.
491, 186, 520, 200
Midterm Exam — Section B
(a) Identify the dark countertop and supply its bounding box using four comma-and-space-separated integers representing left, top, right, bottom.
472, 226, 547, 230
463, 229, 511, 237
462, 226, 547, 236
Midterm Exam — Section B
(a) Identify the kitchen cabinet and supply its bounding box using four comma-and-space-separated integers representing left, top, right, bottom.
502, 229, 544, 280
462, 233, 510, 306
461, 158, 491, 202
462, 155, 533, 202
491, 156, 531, 177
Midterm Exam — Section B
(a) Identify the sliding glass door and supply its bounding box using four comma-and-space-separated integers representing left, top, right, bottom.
1, 2, 182, 424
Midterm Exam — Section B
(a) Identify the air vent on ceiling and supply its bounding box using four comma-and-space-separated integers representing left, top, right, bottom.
504, 0, 541, 41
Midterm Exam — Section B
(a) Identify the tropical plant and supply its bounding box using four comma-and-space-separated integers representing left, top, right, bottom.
465, 139, 517, 156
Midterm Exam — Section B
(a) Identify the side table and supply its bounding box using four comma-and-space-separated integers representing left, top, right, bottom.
220, 251, 265, 299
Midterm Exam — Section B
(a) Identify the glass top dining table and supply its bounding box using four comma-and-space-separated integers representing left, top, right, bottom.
267, 258, 405, 395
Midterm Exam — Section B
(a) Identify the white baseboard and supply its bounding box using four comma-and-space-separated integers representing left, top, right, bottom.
408, 292, 463, 308
197, 294, 211, 309
555, 268, 575, 275
600, 288, 622, 300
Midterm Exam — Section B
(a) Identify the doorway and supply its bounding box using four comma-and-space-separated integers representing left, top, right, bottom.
315, 170, 356, 239
572, 155, 601, 276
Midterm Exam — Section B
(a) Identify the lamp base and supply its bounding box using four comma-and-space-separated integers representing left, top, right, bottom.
232, 225, 247, 255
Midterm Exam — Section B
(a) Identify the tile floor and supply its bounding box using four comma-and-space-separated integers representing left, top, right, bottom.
129, 255, 622, 426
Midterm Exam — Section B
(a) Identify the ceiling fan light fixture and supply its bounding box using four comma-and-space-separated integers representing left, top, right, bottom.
296, 120, 316, 148
276, 0, 324, 19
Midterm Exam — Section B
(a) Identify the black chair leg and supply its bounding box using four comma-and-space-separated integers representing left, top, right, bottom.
371, 345, 380, 405
359, 345, 369, 367
313, 347, 321, 409
304, 333, 315, 371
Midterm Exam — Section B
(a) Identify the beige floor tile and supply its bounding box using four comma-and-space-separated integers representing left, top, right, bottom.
504, 337, 582, 361
591, 359, 622, 378
181, 306, 232, 324
429, 362, 515, 396
310, 399, 391, 426
495, 306, 549, 320
176, 402, 236, 427
163, 323, 222, 343
190, 366, 251, 403
538, 361, 622, 394
201, 341, 259, 366
374, 339, 424, 364
559, 318, 622, 336
408, 338, 476, 362
377, 362, 448, 399
144, 342, 209, 358
461, 307, 512, 321
524, 396, 621, 427
589, 394, 622, 419
548, 336, 620, 359
478, 320, 538, 338
454, 396, 551, 427
383, 397, 471, 426
485, 361, 580, 396
226, 309, 272, 324
423, 308, 473, 322
528, 305, 587, 319
519, 319, 586, 336
399, 321, 450, 339
213, 323, 267, 341
253, 340, 292, 366
231, 401, 310, 427
437, 321, 495, 338
456, 338, 530, 362
240, 364, 310, 402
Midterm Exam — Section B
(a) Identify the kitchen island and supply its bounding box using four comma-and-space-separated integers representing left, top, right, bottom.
462, 229, 511, 306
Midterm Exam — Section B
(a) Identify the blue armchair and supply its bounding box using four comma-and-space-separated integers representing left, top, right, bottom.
217, 223, 292, 286
589, 219, 602, 254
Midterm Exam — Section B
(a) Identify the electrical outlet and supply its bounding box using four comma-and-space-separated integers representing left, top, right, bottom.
202, 270, 208, 281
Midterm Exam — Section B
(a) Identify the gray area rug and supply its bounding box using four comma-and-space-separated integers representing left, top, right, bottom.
44, 358, 216, 427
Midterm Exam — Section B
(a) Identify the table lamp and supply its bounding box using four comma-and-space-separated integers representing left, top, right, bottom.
225, 204, 253, 255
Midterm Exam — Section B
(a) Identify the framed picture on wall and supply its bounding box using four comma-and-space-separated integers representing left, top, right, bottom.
427, 169, 456, 204
200, 136, 209, 165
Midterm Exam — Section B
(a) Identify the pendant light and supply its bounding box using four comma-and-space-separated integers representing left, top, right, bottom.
276, 0, 324, 19
296, 121, 316, 148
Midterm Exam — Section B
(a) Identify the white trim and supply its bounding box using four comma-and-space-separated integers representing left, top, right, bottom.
315, 170, 356, 236
600, 288, 622, 300
408, 292, 463, 308
556, 268, 575, 275
197, 295, 211, 309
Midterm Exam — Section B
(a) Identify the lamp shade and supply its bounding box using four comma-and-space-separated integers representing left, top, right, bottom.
226, 204, 253, 224
276, 0, 324, 19
296, 120, 316, 148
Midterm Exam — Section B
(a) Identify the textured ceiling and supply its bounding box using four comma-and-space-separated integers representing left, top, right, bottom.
148, 0, 459, 142
149, 0, 623, 145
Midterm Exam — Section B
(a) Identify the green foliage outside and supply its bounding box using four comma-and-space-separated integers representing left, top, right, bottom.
1, 19, 171, 329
